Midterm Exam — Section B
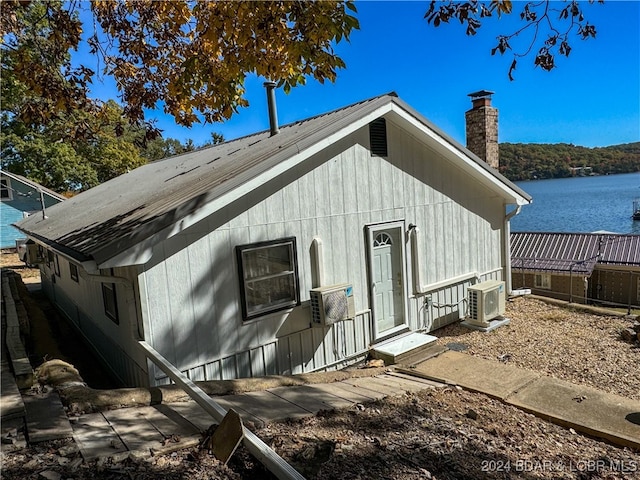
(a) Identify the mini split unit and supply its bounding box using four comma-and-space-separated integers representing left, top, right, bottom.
309, 283, 355, 326
466, 280, 506, 328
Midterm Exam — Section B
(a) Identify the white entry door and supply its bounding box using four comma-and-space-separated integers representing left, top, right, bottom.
367, 222, 408, 341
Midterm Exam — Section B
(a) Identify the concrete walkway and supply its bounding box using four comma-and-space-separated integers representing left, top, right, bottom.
401, 350, 640, 451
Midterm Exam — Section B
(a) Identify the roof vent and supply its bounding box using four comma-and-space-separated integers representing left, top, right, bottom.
369, 118, 388, 157
264, 81, 279, 136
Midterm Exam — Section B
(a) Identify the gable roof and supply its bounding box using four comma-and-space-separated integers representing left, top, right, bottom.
15, 92, 531, 268
0, 170, 67, 202
511, 232, 640, 275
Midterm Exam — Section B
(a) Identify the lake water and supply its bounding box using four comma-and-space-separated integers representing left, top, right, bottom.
510, 172, 640, 234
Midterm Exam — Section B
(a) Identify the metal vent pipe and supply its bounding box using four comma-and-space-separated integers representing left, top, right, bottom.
264, 81, 279, 136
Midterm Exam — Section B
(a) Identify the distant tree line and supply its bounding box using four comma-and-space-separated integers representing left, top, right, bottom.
499, 142, 640, 181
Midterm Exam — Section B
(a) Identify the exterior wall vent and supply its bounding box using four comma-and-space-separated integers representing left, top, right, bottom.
369, 118, 388, 157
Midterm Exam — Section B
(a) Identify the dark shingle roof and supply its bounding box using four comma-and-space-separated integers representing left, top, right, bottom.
15, 93, 530, 266
511, 232, 640, 274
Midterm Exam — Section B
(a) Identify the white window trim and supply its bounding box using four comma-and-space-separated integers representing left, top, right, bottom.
534, 273, 552, 290
102, 281, 119, 324
70, 263, 79, 283
54, 254, 60, 277
1, 177, 13, 201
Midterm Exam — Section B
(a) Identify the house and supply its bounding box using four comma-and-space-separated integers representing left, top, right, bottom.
0, 170, 66, 249
511, 231, 640, 308
15, 91, 531, 387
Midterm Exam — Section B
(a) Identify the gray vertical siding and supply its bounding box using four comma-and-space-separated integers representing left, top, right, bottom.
39, 253, 148, 386
140, 121, 506, 385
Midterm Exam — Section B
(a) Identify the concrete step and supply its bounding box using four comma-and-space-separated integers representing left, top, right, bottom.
370, 332, 440, 365
395, 343, 448, 367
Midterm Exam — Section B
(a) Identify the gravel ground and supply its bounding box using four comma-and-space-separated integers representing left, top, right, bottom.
260, 387, 640, 479
2, 254, 639, 479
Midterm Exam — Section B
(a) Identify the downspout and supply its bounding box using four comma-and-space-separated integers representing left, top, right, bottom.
310, 237, 325, 288
409, 226, 424, 295
504, 205, 522, 295
79, 270, 132, 287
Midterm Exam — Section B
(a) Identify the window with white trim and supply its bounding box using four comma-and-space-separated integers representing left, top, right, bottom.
70, 263, 79, 282
54, 254, 60, 276
534, 273, 551, 289
0, 178, 12, 201
236, 237, 300, 320
101, 269, 119, 324
102, 282, 119, 324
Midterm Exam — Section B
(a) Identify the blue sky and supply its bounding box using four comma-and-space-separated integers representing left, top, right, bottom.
86, 1, 640, 148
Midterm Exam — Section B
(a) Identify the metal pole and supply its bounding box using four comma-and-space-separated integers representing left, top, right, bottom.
38, 188, 46, 219
264, 81, 279, 136
138, 341, 306, 480
569, 265, 573, 303
628, 271, 633, 315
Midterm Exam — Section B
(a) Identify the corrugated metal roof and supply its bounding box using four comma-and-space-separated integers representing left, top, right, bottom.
15, 92, 531, 266
511, 232, 640, 274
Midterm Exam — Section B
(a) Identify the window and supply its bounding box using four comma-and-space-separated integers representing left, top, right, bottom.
54, 255, 60, 276
70, 263, 79, 282
102, 281, 119, 324
46, 250, 54, 268
236, 237, 300, 320
0, 178, 12, 201
373, 232, 393, 247
534, 273, 551, 289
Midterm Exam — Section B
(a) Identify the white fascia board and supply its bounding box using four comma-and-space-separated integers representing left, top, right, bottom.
25, 234, 101, 274
99, 104, 395, 269
389, 105, 530, 206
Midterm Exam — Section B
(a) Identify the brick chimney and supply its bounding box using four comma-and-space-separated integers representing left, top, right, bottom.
465, 90, 499, 169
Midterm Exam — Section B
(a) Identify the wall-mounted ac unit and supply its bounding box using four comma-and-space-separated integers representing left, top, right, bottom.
310, 283, 355, 326
467, 280, 506, 327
